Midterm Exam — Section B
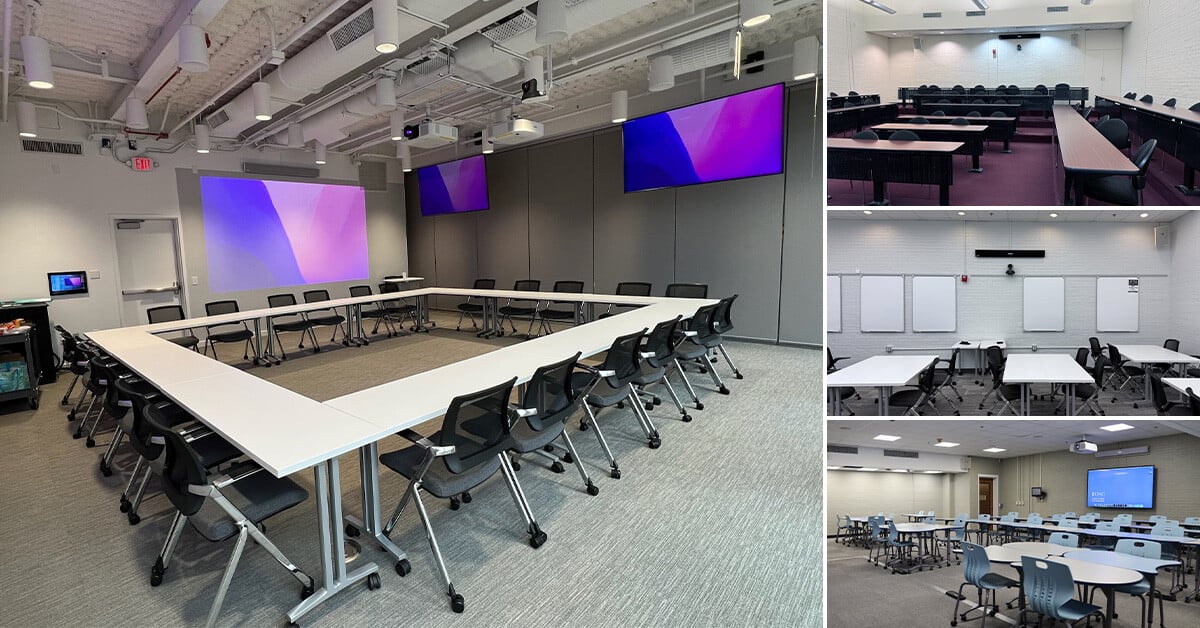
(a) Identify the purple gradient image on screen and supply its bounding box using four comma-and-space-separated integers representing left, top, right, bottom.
200, 177, 369, 293
623, 83, 784, 193
418, 154, 490, 215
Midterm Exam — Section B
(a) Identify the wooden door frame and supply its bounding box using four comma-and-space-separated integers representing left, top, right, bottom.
978, 474, 999, 518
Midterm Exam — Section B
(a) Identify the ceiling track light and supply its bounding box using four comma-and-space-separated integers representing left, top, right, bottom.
252, 81, 272, 121
20, 35, 54, 89
649, 54, 674, 92
611, 90, 628, 123
125, 96, 149, 130
372, 0, 400, 54
178, 24, 210, 72
481, 127, 494, 154
287, 123, 305, 148
315, 142, 327, 165
535, 0, 568, 45
740, 0, 773, 28
389, 110, 406, 141
858, 0, 897, 15
397, 140, 412, 172
793, 36, 819, 81
972, 0, 990, 10
375, 78, 397, 110
17, 101, 38, 137
195, 123, 211, 153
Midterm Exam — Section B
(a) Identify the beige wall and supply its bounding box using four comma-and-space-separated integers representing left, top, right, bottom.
826, 470, 958, 535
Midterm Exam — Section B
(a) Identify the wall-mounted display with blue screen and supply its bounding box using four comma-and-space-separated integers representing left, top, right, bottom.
199, 176, 369, 293
623, 83, 784, 193
47, 271, 89, 296
1087, 465, 1156, 509
418, 154, 490, 216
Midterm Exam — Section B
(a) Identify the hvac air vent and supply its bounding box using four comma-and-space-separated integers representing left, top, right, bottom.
358, 161, 387, 191
883, 449, 920, 459
328, 7, 374, 51
966, 10, 986, 17
1047, 6, 1069, 12
206, 109, 230, 129
408, 54, 448, 76
923, 12, 943, 18
827, 444, 859, 454
481, 10, 537, 42
242, 162, 320, 179
668, 31, 736, 75
21, 139, 83, 155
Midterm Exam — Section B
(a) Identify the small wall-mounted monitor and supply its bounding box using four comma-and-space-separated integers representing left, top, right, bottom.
1030, 487, 1045, 498
48, 271, 89, 296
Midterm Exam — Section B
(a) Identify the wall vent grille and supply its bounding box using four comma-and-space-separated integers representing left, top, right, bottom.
883, 449, 921, 459
827, 444, 859, 454
328, 8, 374, 51
21, 139, 83, 155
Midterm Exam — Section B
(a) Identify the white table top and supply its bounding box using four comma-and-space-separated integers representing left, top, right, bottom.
382, 276, 425, 283
1063, 549, 1179, 574
891, 522, 957, 533
1162, 378, 1200, 395
956, 339, 1006, 348
1002, 542, 1071, 557
1018, 556, 1143, 587
1117, 345, 1200, 365
1003, 353, 1093, 385
825, 355, 939, 388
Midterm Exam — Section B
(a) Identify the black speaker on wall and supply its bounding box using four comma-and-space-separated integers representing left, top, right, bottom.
974, 249, 1046, 258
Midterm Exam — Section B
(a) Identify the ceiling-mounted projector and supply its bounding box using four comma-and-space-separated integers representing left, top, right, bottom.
1071, 439, 1098, 454
490, 117, 544, 145
404, 120, 459, 149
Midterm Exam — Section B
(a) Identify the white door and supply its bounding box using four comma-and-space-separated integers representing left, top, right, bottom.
114, 219, 184, 326
1083, 49, 1123, 106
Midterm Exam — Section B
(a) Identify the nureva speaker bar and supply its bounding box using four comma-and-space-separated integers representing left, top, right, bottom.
975, 249, 1046, 258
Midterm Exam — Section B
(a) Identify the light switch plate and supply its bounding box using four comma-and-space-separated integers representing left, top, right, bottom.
88, 270, 100, 279
191, 276, 199, 286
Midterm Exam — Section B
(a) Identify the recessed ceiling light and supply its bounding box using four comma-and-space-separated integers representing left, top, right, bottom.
873, 434, 901, 441
827, 466, 840, 470
1100, 423, 1135, 432
890, 469, 908, 473
983, 447, 1006, 453
863, 210, 873, 215
1139, 212, 1149, 218
934, 441, 960, 448
957, 211, 966, 216
1049, 213, 1058, 217
860, 467, 879, 472
924, 470, 942, 474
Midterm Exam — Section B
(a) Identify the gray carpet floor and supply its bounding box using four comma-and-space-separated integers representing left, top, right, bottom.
0, 312, 824, 627
826, 538, 1200, 627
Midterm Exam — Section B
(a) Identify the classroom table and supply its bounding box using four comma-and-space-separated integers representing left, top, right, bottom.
897, 115, 1016, 152
1008, 556, 1142, 628
827, 101, 900, 134
1096, 95, 1200, 195
381, 276, 428, 331
1052, 104, 1140, 205
916, 101, 1023, 119
1064, 549, 1180, 625
1162, 377, 1200, 406
1002, 353, 1093, 416
1115, 345, 1200, 404
883, 522, 960, 573
828, 94, 881, 110
824, 355, 939, 415
898, 87, 1090, 109
871, 123, 987, 172
826, 138, 964, 205
954, 340, 1005, 380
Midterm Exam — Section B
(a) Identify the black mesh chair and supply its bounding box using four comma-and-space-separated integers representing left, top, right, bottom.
910, 116, 929, 124
967, 111, 981, 118
1150, 375, 1189, 416
890, 130, 920, 141
1140, 94, 1153, 104
972, 85, 986, 94
1191, 103, 1200, 112
673, 303, 730, 397
1055, 83, 1070, 98
695, 294, 743, 380
1096, 118, 1131, 153
950, 117, 969, 126
931, 110, 946, 116
498, 279, 542, 336
1105, 343, 1145, 399
302, 289, 354, 349
1188, 388, 1200, 414
971, 99, 986, 105
265, 294, 317, 362
349, 285, 398, 339
145, 413, 317, 625
1034, 84, 1048, 95
992, 99, 1007, 105
853, 130, 879, 140
71, 353, 122, 442
887, 366, 937, 416
86, 358, 136, 455
377, 281, 419, 333
146, 306, 199, 351
1125, 92, 1137, 99
1089, 337, 1104, 365
454, 279, 495, 331
535, 280, 585, 335
378, 377, 542, 613
1163, 98, 1177, 107
827, 348, 858, 415
57, 325, 93, 408
1063, 356, 1108, 416
930, 348, 962, 414
665, 283, 708, 299
598, 281, 652, 319
504, 352, 599, 496
980, 346, 1020, 416
1079, 139, 1156, 206
631, 316, 694, 424
1146, 338, 1181, 375
202, 300, 254, 362
571, 329, 661, 476
990, 111, 1007, 119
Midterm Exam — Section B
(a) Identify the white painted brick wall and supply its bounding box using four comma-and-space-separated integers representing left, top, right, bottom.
827, 0, 892, 98
1169, 211, 1200, 352
1122, 0, 1200, 108
827, 219, 1174, 364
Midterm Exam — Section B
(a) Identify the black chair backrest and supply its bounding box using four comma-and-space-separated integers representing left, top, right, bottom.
991, 111, 1007, 118
971, 99, 986, 104
909, 116, 929, 124
268, 293, 297, 308
848, 91, 858, 96
553, 280, 585, 293
513, 279, 541, 292
967, 111, 981, 117
666, 283, 708, 299
349, 285, 372, 297
1034, 84, 1048, 94
992, 99, 1007, 104
1164, 339, 1180, 352
931, 110, 945, 116
1081, 107, 1094, 121
643, 316, 683, 369
1106, 343, 1124, 368
1074, 348, 1089, 368
1097, 114, 1110, 125
937, 98, 951, 103
1190, 102, 1200, 112
146, 409, 209, 516
685, 303, 721, 342
600, 329, 647, 387
853, 130, 879, 140
1125, 92, 1137, 100
1089, 337, 1103, 359
829, 92, 838, 98
472, 278, 496, 290
615, 282, 652, 296
1132, 139, 1157, 177
1140, 94, 1153, 103
918, 364, 937, 394
929, 84, 939, 91
303, 289, 331, 303
985, 345, 1006, 376
1006, 86, 1020, 95
713, 295, 737, 335
1150, 375, 1171, 414
119, 379, 167, 460
147, 305, 186, 325
972, 85, 986, 93
827, 348, 839, 373
890, 130, 920, 141
439, 377, 517, 474
1093, 355, 1110, 387
1096, 118, 1129, 148
205, 300, 240, 316
380, 281, 400, 294
1163, 98, 1177, 107
950, 117, 969, 126
521, 353, 581, 431
1188, 388, 1200, 415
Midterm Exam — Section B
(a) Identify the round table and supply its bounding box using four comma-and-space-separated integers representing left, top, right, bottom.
1002, 541, 1070, 557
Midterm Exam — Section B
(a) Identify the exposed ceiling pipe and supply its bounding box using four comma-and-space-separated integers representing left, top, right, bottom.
2, 0, 12, 122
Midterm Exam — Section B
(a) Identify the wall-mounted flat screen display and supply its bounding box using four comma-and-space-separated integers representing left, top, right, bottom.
1087, 465, 1155, 509
623, 83, 784, 193
199, 176, 369, 293
47, 271, 88, 296
418, 154, 490, 216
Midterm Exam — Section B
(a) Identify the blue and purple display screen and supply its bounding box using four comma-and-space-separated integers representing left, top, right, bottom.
418, 155, 490, 216
47, 271, 88, 296
623, 83, 784, 193
1087, 465, 1156, 509
199, 176, 369, 293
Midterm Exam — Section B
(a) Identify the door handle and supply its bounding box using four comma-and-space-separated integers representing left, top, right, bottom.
121, 286, 179, 296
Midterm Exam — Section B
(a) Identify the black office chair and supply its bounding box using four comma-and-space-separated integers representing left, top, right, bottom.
1188, 388, 1200, 415
265, 294, 317, 361
890, 130, 921, 141
972, 85, 986, 94
931, 348, 963, 413
1006, 86, 1020, 95
1095, 117, 1131, 153
302, 289, 354, 348
929, 84, 940, 92
980, 346, 1020, 416
665, 283, 708, 299
454, 279, 495, 331
1103, 343, 1146, 401
571, 329, 662, 458
931, 110, 946, 116
1190, 103, 1200, 112
853, 130, 879, 140
1079, 139, 1156, 206
146, 306, 200, 351
887, 366, 937, 416
497, 279, 542, 336
1096, 114, 1110, 125
379, 377, 548, 613
950, 117, 969, 126
697, 294, 743, 380
56, 325, 92, 408
1034, 84, 1048, 95
937, 99, 951, 104
1125, 92, 1137, 100
1163, 98, 1177, 107
1147, 338, 1181, 375
1055, 83, 1070, 98
1088, 337, 1104, 366
1150, 375, 1189, 416
349, 285, 399, 339
990, 111, 1007, 118
630, 316, 694, 425
952, 85, 965, 94
827, 348, 857, 415
202, 300, 255, 362
377, 280, 419, 333
909, 117, 929, 125
145, 411, 317, 624
1062, 355, 1108, 416
967, 111, 982, 118
71, 353, 122, 442
598, 281, 653, 319
1080, 107, 1094, 121
971, 99, 986, 105
992, 99, 1007, 105
673, 303, 730, 396
1140, 94, 1153, 104
534, 280, 585, 335
848, 91, 859, 96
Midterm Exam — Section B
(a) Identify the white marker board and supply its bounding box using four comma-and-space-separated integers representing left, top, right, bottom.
1096, 277, 1139, 332
912, 276, 957, 332
1023, 277, 1065, 331
860, 275, 904, 332
827, 276, 842, 333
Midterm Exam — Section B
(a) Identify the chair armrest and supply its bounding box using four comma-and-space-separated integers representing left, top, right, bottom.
639, 352, 656, 359
397, 428, 456, 457
208, 461, 267, 490
577, 364, 616, 378
511, 407, 537, 419
681, 330, 699, 337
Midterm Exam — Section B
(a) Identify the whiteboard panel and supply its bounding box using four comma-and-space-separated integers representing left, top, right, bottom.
912, 276, 957, 332
1023, 277, 1065, 331
1096, 277, 1139, 332
827, 276, 842, 333
860, 275, 904, 332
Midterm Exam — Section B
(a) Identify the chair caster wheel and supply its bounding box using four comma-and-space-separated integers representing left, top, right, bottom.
695, 403, 704, 411
449, 497, 460, 511
461, 491, 472, 504
682, 414, 693, 422
644, 403, 653, 411
735, 373, 744, 380
1132, 403, 1139, 409
579, 421, 589, 431
951, 621, 957, 626
396, 559, 411, 576
586, 481, 599, 496
342, 341, 351, 347
616, 401, 624, 409
648, 437, 661, 449
120, 498, 131, 513
150, 565, 164, 587
127, 512, 140, 525
652, 396, 662, 405
610, 468, 621, 479
68, 412, 76, 421
100, 462, 111, 476
366, 573, 381, 590
560, 451, 574, 463
719, 386, 730, 395
530, 531, 547, 548
301, 582, 314, 599
550, 461, 565, 473
86, 438, 95, 448
450, 593, 465, 613
345, 524, 360, 537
